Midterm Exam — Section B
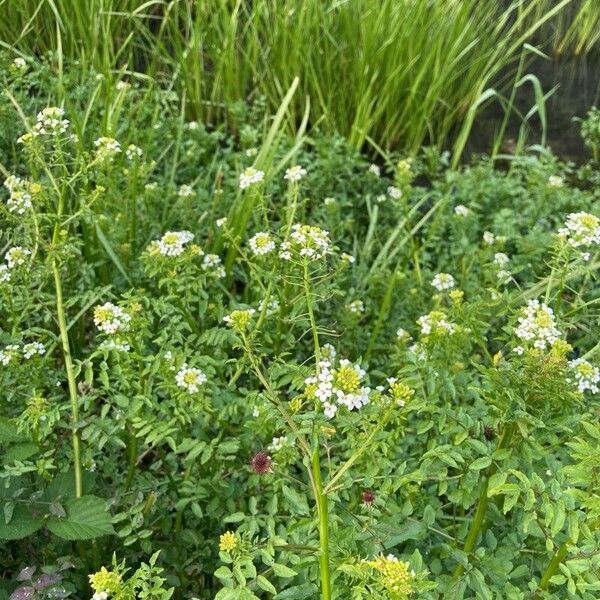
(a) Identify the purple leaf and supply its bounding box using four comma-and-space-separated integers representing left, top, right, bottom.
9, 586, 35, 600
34, 573, 62, 589
16, 567, 36, 581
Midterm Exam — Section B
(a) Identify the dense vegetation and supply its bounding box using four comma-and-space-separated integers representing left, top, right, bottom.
0, 2, 599, 599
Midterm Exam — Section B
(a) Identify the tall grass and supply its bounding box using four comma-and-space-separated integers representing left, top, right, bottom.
1, 0, 596, 155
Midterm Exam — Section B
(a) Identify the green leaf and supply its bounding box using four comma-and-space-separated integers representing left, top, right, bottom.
272, 563, 297, 578
273, 583, 318, 599
0, 504, 43, 540
0, 417, 30, 443
46, 495, 114, 540
469, 456, 492, 471
256, 575, 277, 595
282, 485, 309, 515
423, 504, 436, 526
224, 512, 246, 523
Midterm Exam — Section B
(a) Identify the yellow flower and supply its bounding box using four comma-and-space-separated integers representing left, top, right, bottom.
219, 531, 238, 552
88, 567, 121, 594
365, 555, 415, 596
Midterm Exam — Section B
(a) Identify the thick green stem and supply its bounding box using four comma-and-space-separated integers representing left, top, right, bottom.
312, 438, 331, 600
539, 543, 568, 591
53, 259, 82, 498
125, 432, 138, 491
453, 422, 516, 578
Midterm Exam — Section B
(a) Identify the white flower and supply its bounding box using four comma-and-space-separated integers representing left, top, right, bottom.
454, 204, 470, 217
568, 358, 599, 394
34, 107, 69, 135
178, 184, 194, 198
514, 299, 561, 351
368, 164, 381, 177
284, 165, 307, 182
0, 265, 11, 283
494, 252, 509, 267
513, 346, 525, 355
0, 344, 20, 366
346, 300, 364, 315
23, 342, 45, 359
483, 231, 496, 245
341, 253, 355, 264
249, 232, 275, 256
431, 273, 455, 291
279, 224, 331, 261
387, 186, 402, 200
324, 197, 336, 206
176, 366, 207, 393
245, 147, 258, 157
12, 57, 27, 72
94, 137, 121, 162
268, 436, 288, 452
396, 328, 410, 342
5, 247, 31, 269
376, 194, 387, 204
186, 121, 199, 131
3, 176, 34, 214
100, 339, 130, 352
216, 217, 227, 228
93, 302, 132, 335
202, 254, 225, 278
145, 182, 158, 191
155, 231, 194, 257
305, 355, 371, 419
417, 311, 456, 336
125, 144, 143, 160
92, 592, 108, 600
558, 212, 600, 248
239, 167, 264, 190
252, 405, 260, 417
497, 270, 512, 284
548, 175, 564, 187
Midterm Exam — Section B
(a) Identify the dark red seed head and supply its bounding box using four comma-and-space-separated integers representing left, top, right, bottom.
250, 452, 273, 475
362, 490, 376, 506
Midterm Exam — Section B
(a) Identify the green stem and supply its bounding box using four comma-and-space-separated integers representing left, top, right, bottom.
539, 543, 568, 591
303, 262, 320, 365
53, 258, 82, 498
125, 432, 138, 491
453, 422, 516, 578
312, 437, 331, 600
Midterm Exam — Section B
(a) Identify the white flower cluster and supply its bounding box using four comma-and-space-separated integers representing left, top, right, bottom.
268, 436, 289, 452
396, 327, 410, 342
431, 272, 455, 291
4, 246, 31, 275
514, 299, 561, 351
125, 144, 143, 161
93, 302, 132, 335
248, 231, 275, 256
567, 358, 599, 394
202, 254, 225, 278
239, 167, 264, 190
175, 366, 207, 393
284, 165, 307, 182
368, 164, 381, 177
156, 231, 195, 257
34, 107, 69, 135
99, 339, 130, 353
558, 212, 600, 249
279, 224, 331, 261
483, 231, 496, 245
346, 300, 365, 315
0, 341, 45, 366
494, 252, 509, 267
548, 175, 564, 188
3, 175, 36, 214
454, 204, 470, 217
305, 357, 371, 419
178, 184, 193, 198
94, 137, 121, 162
11, 57, 27, 73
417, 310, 456, 336
387, 186, 402, 200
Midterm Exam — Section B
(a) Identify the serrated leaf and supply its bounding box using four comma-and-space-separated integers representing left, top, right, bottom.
0, 505, 43, 540
46, 495, 114, 540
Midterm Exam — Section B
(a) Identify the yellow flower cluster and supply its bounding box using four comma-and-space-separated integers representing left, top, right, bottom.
334, 364, 361, 393
388, 380, 414, 406
365, 554, 415, 597
89, 567, 122, 594
219, 531, 239, 552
